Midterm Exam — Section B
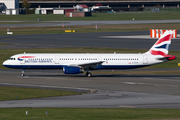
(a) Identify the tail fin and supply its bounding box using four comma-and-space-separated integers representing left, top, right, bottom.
145, 30, 174, 57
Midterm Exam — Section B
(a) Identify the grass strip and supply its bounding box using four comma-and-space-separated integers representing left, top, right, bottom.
1, 9, 180, 21
1, 23, 180, 35
0, 43, 11, 45
0, 108, 180, 120
0, 86, 81, 101
0, 22, 63, 24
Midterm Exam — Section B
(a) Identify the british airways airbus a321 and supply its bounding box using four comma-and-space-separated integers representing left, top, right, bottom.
3, 31, 176, 77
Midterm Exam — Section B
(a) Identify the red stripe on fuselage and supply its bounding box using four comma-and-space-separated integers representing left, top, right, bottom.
18, 56, 35, 59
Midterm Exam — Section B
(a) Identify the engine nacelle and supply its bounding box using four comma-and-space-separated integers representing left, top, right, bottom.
63, 66, 84, 74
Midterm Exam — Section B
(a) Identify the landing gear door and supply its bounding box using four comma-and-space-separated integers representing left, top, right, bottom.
54, 55, 59, 64
143, 55, 148, 64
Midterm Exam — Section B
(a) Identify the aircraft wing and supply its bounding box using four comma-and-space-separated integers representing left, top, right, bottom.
63, 61, 105, 69
78, 61, 105, 67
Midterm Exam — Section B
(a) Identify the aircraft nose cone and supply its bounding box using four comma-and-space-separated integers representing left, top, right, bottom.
3, 60, 9, 66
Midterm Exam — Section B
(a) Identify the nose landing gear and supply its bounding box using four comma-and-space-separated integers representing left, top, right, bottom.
21, 69, 25, 76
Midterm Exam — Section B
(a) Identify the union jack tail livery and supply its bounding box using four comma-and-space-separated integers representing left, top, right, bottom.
145, 30, 176, 60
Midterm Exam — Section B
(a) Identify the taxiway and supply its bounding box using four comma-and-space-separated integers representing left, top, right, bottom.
0, 70, 180, 108
0, 31, 180, 108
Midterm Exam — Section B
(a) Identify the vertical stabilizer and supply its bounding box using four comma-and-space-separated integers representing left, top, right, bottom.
145, 30, 174, 57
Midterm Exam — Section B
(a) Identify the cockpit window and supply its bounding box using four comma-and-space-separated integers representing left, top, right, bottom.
9, 58, 16, 60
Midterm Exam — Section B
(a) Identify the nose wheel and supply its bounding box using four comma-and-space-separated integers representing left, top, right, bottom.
86, 72, 92, 77
21, 69, 25, 77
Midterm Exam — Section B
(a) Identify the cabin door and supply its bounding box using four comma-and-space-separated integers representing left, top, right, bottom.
54, 55, 59, 64
97, 56, 102, 61
143, 55, 148, 64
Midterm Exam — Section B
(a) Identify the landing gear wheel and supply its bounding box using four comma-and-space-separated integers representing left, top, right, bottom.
21, 73, 25, 77
21, 69, 25, 77
86, 72, 92, 77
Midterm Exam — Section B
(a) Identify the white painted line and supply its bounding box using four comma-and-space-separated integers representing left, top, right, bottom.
0, 83, 91, 91
101, 34, 180, 39
121, 80, 179, 88
122, 82, 136, 85
101, 35, 152, 39
144, 77, 180, 81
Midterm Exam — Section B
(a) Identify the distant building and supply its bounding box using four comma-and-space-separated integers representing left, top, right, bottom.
0, 0, 19, 15
75, 4, 90, 12
66, 11, 91, 17
0, 3, 5, 12
35, 8, 75, 15
0, 0, 19, 9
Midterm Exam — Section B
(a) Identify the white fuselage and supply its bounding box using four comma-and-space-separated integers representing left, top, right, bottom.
3, 53, 163, 70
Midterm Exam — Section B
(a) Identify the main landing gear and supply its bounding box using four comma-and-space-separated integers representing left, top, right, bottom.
86, 71, 92, 77
21, 69, 25, 77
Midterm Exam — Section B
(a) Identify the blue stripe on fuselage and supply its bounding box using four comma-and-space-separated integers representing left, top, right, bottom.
3, 65, 148, 70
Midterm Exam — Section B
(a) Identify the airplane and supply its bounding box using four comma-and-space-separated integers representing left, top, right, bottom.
3, 31, 176, 77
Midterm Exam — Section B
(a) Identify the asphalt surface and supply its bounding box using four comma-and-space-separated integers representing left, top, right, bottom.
0, 31, 180, 51
0, 70, 180, 108
0, 29, 180, 108
1, 20, 180, 27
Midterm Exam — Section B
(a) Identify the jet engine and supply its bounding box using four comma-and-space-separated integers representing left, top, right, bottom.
63, 66, 84, 74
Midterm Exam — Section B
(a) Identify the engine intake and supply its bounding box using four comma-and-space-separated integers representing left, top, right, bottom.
63, 66, 84, 74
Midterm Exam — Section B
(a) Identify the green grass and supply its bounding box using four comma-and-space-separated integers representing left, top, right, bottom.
1, 23, 180, 35
0, 8, 180, 21
0, 43, 11, 45
0, 108, 180, 120
0, 86, 81, 101
0, 22, 62, 24
1, 48, 180, 70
